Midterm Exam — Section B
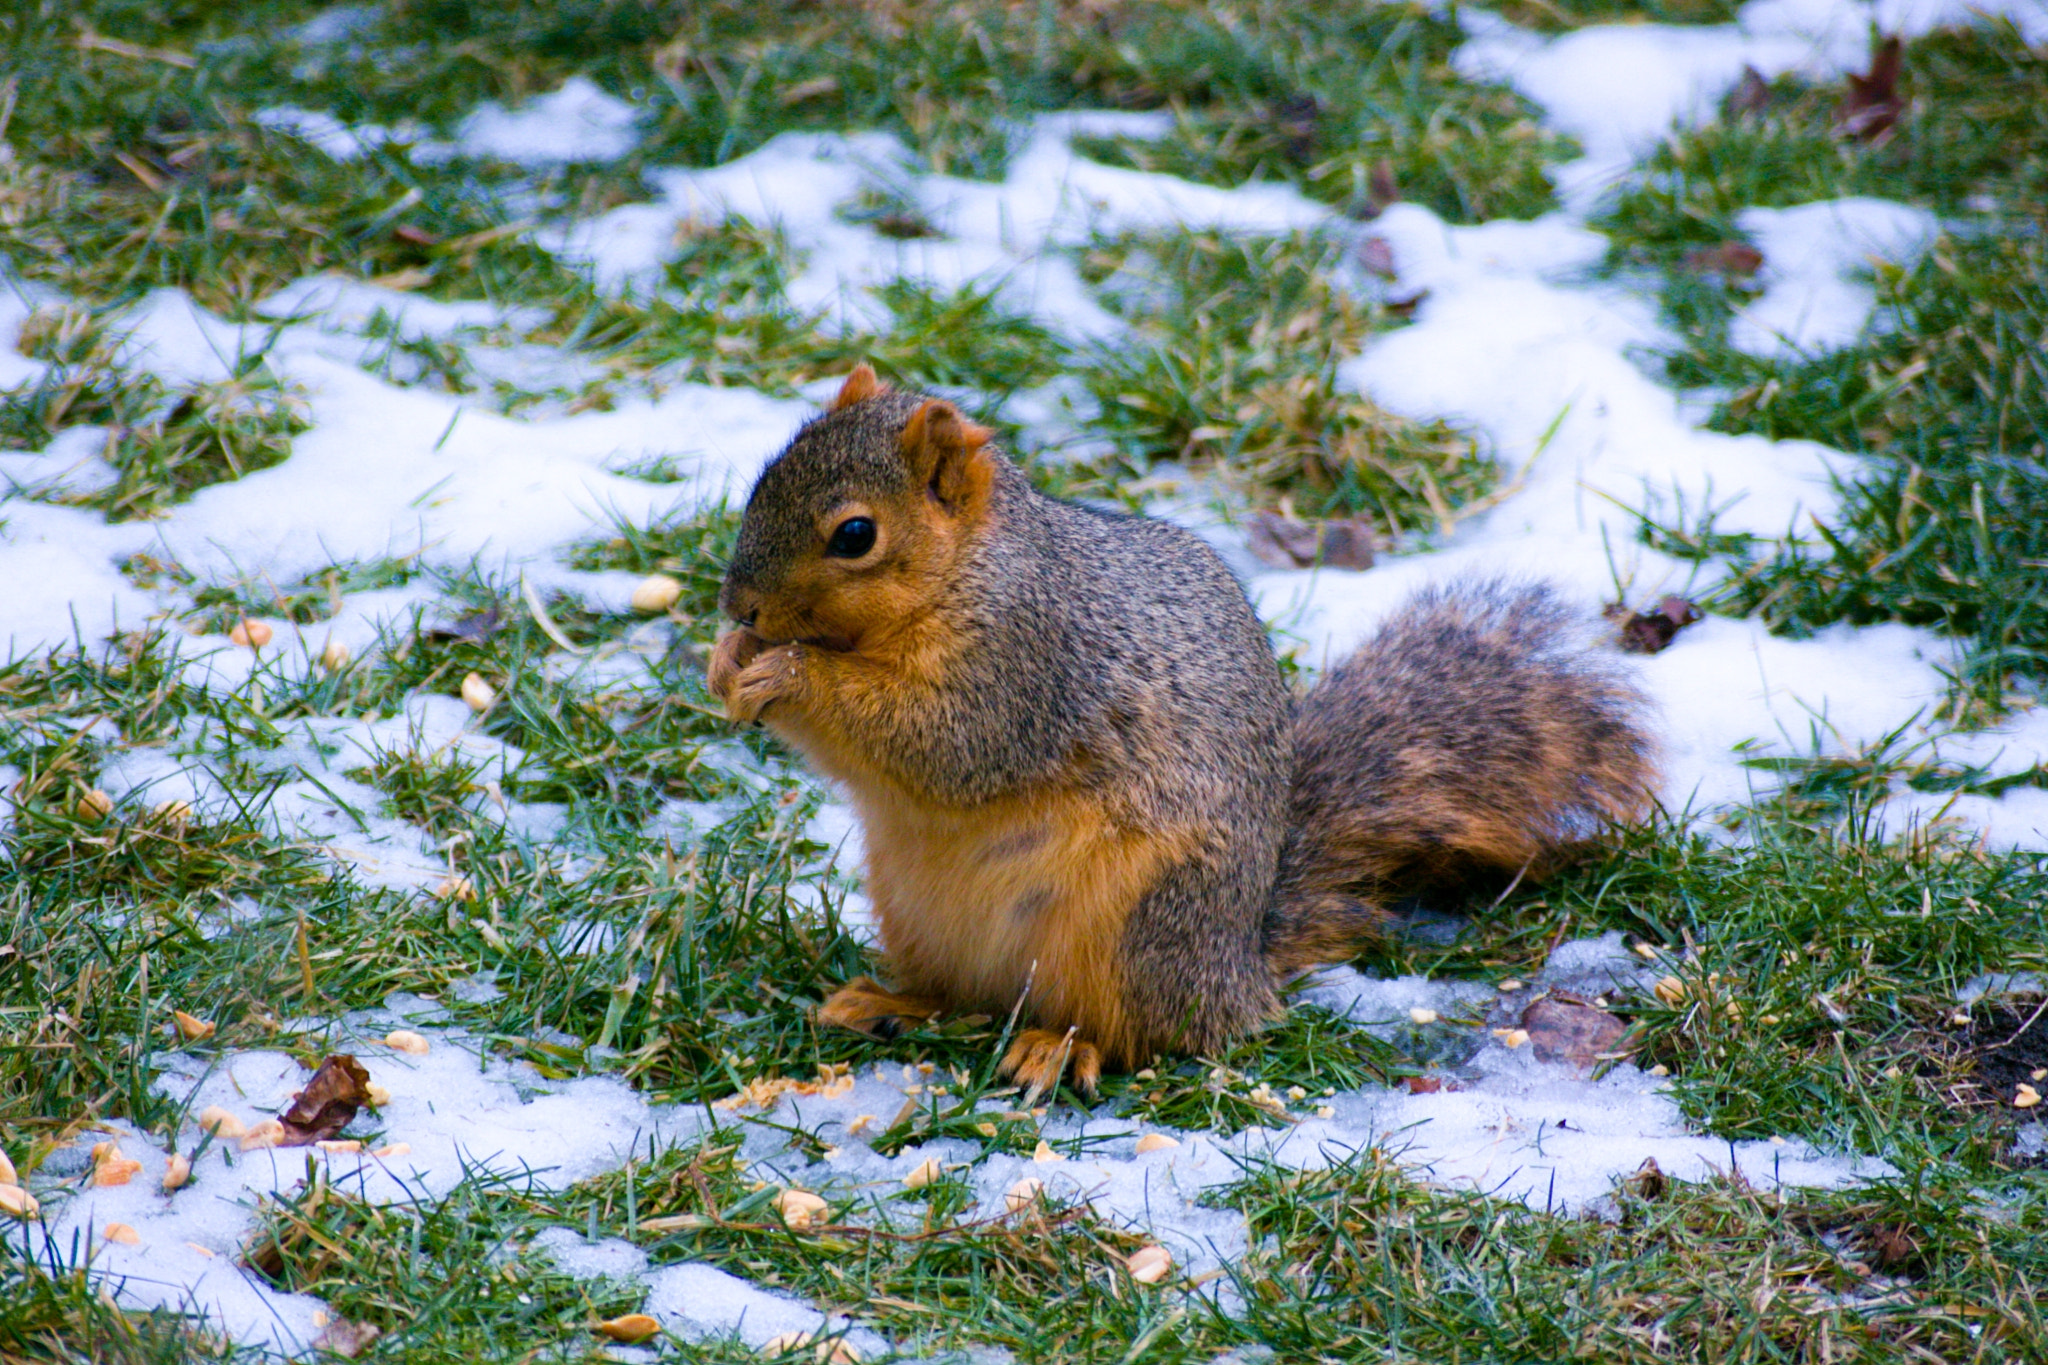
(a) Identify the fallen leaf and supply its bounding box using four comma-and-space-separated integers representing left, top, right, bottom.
1625, 1157, 1666, 1200
392, 224, 440, 247
311, 1318, 381, 1358
1404, 1075, 1444, 1095
1724, 65, 1772, 115
1837, 35, 1904, 143
1871, 1223, 1920, 1269
1356, 235, 1397, 279
1364, 157, 1400, 218
1270, 94, 1319, 161
1519, 996, 1631, 1072
1246, 512, 1376, 571
279, 1054, 373, 1146
1681, 241, 1765, 277
1607, 596, 1703, 654
425, 604, 505, 643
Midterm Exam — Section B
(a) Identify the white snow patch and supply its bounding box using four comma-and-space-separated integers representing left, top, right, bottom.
1730, 198, 1940, 358
439, 77, 641, 166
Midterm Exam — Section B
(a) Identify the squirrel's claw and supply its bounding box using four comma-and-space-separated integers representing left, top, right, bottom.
817, 976, 943, 1039
999, 1027, 1102, 1106
716, 638, 802, 726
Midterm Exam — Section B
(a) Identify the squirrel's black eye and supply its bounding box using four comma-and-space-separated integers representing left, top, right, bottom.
826, 517, 877, 559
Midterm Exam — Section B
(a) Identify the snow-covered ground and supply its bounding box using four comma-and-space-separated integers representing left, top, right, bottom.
6, 0, 2047, 1353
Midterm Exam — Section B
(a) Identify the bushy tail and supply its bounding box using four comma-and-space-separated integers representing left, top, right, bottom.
1262, 579, 1657, 977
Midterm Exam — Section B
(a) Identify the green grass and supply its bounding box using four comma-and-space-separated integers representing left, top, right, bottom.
1600, 23, 2048, 717
1077, 230, 1491, 532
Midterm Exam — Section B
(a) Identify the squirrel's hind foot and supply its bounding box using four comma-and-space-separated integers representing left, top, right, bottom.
816, 976, 944, 1040
999, 1027, 1103, 1105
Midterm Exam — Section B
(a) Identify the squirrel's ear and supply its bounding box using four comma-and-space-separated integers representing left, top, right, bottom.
829, 364, 883, 411
900, 398, 995, 518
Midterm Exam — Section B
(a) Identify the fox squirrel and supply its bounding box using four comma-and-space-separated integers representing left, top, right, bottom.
709, 366, 1655, 1100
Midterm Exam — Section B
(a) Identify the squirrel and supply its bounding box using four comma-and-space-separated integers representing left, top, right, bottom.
709, 365, 1656, 1101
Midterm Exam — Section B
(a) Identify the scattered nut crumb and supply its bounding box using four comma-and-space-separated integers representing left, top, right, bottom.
596, 1313, 661, 1344
460, 672, 497, 711
2015, 1084, 2042, 1109
1498, 979, 1524, 992
1005, 1177, 1045, 1213
198, 1106, 247, 1139
775, 1188, 829, 1229
229, 619, 273, 648
1654, 977, 1687, 1005
162, 1154, 191, 1191
0, 1185, 39, 1219
238, 1120, 286, 1151
629, 574, 683, 615
1125, 1244, 1173, 1284
1031, 1140, 1066, 1163
172, 1010, 215, 1042
103, 1222, 140, 1245
383, 1030, 430, 1055
1134, 1133, 1179, 1154
76, 789, 113, 821
1408, 1007, 1438, 1025
902, 1157, 943, 1189
365, 1083, 392, 1108
320, 639, 351, 670
371, 1142, 410, 1159
316, 1139, 363, 1154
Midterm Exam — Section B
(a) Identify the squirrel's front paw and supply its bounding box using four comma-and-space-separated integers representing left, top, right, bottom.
707, 628, 765, 703
711, 632, 803, 726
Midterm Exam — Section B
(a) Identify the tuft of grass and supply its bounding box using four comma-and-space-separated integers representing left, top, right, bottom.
1229, 1146, 2048, 1363
1068, 2, 1571, 222
1639, 223, 2048, 715
1079, 230, 1489, 534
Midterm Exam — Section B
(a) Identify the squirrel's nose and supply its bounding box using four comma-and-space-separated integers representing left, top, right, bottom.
720, 578, 760, 628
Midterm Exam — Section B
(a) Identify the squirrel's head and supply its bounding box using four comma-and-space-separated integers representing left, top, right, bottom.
720, 365, 999, 652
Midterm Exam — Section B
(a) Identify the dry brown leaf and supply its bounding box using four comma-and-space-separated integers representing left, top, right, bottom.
1607, 596, 1703, 654
1246, 512, 1376, 571
311, 1318, 382, 1358
1681, 241, 1765, 277
1837, 35, 1905, 143
279, 1054, 373, 1146
1725, 65, 1772, 115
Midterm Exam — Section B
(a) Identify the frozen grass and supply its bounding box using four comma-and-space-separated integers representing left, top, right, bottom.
2, 0, 2048, 1362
